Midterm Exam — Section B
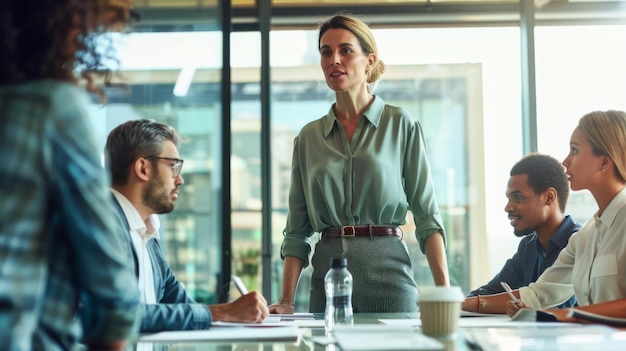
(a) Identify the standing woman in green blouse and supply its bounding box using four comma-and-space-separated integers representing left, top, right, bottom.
269, 13, 450, 314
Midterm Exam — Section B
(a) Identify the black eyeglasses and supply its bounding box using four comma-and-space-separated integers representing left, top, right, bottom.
145, 156, 184, 178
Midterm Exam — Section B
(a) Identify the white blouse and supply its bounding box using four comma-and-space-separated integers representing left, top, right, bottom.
520, 186, 626, 308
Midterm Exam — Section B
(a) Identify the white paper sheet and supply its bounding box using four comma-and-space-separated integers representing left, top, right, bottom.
332, 325, 443, 351
273, 312, 316, 319
461, 310, 507, 317
138, 326, 302, 342
213, 319, 325, 328
379, 316, 581, 328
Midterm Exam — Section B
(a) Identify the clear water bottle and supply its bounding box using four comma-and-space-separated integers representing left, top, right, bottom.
324, 257, 353, 333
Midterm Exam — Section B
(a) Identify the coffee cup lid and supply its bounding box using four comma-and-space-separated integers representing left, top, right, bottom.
418, 286, 464, 302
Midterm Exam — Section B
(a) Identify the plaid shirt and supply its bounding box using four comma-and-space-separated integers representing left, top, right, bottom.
0, 80, 140, 350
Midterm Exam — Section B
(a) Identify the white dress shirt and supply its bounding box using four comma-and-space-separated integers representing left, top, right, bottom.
112, 189, 159, 304
520, 186, 626, 308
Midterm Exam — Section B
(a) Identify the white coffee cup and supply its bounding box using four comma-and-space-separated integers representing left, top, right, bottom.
418, 286, 464, 337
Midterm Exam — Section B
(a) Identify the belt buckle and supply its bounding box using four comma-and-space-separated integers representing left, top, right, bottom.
340, 226, 356, 237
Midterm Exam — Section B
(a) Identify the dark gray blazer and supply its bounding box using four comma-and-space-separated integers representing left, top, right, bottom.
111, 195, 211, 332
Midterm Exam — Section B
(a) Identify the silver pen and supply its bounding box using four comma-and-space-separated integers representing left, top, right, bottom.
231, 275, 249, 295
500, 281, 520, 305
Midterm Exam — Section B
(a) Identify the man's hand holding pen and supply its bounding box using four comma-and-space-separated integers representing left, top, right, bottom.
209, 291, 269, 323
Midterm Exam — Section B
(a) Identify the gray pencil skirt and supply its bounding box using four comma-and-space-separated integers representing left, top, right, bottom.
308, 235, 419, 313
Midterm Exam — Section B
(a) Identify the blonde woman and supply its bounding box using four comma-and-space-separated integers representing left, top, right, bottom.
270, 14, 449, 314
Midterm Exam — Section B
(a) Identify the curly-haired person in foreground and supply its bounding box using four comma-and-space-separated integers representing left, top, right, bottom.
0, 1, 140, 350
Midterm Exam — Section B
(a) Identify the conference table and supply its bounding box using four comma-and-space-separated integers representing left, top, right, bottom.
130, 312, 626, 351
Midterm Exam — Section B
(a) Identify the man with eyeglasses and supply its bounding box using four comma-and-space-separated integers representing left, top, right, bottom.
105, 119, 269, 332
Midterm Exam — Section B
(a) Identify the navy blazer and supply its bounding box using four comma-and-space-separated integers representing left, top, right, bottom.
112, 195, 212, 332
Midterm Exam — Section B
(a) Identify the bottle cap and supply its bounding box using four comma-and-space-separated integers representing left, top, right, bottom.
330, 257, 347, 268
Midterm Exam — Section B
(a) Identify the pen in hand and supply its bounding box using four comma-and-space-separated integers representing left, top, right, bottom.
500, 281, 520, 305
231, 275, 249, 295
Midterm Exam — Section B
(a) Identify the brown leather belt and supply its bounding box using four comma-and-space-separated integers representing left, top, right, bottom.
321, 225, 402, 239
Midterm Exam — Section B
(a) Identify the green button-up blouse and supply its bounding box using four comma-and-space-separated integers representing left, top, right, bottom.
281, 96, 446, 267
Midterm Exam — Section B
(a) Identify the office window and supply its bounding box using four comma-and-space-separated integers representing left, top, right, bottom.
535, 24, 626, 223
231, 32, 264, 295
90, 27, 225, 303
